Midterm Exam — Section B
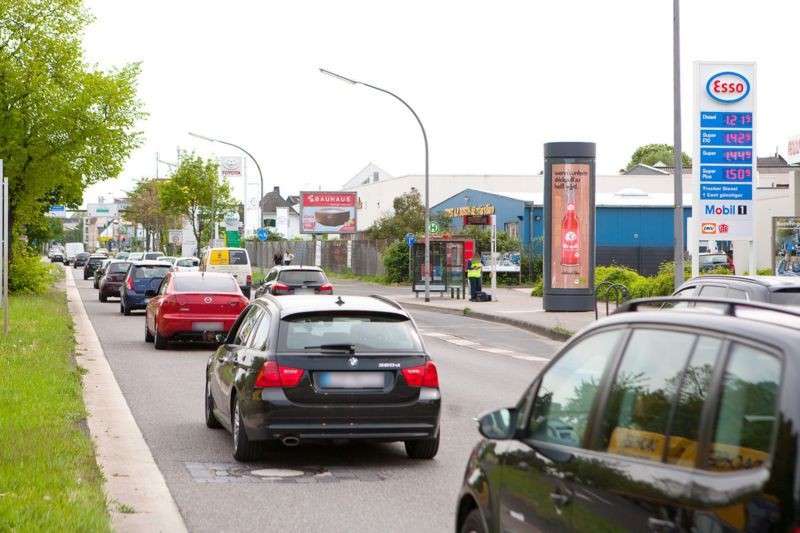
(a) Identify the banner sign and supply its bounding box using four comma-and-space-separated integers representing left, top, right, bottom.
772, 217, 800, 276
443, 204, 495, 218
300, 191, 357, 234
87, 203, 119, 217
480, 251, 521, 273
549, 163, 591, 289
693, 62, 756, 241
48, 205, 66, 218
219, 156, 243, 177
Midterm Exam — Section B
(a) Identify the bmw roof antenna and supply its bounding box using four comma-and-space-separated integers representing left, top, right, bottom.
335, 296, 345, 307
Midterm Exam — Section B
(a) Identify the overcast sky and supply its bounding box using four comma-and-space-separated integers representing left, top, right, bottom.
80, 0, 800, 207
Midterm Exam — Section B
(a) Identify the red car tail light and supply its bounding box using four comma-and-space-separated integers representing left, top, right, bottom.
272, 281, 291, 295
160, 296, 180, 313
254, 361, 304, 388
317, 283, 333, 295
127, 276, 134, 290
402, 361, 439, 388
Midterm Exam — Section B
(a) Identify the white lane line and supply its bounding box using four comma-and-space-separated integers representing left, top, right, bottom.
421, 332, 452, 338
446, 338, 480, 346
512, 355, 551, 362
477, 347, 514, 354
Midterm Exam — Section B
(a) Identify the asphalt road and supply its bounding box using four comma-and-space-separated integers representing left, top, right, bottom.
75, 274, 562, 532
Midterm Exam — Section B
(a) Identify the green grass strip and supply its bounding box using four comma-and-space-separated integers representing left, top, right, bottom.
0, 290, 111, 532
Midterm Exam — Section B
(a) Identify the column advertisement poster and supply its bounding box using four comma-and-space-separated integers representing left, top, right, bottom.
549, 163, 591, 289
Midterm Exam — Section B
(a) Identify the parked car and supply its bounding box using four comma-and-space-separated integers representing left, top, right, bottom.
673, 275, 800, 307
83, 254, 106, 280
205, 294, 441, 461
144, 272, 248, 350
72, 252, 91, 268
456, 296, 800, 533
171, 256, 200, 272
143, 251, 165, 261
50, 251, 64, 263
254, 265, 333, 298
119, 261, 171, 315
199, 247, 253, 298
93, 258, 112, 289
98, 261, 131, 302
698, 251, 735, 274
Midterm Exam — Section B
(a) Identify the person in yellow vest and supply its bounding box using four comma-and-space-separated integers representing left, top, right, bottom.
467, 255, 483, 301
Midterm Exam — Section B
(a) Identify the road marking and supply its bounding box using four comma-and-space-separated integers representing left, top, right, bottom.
511, 355, 550, 362
421, 330, 552, 361
477, 347, 514, 354
445, 338, 480, 346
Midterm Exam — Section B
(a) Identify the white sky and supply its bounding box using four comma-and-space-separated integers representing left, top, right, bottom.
81, 0, 800, 207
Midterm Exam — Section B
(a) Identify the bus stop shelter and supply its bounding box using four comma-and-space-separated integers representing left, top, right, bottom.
411, 237, 474, 298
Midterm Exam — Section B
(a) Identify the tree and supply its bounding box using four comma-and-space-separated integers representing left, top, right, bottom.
1, 0, 144, 259
626, 144, 691, 170
124, 179, 179, 251
160, 153, 238, 248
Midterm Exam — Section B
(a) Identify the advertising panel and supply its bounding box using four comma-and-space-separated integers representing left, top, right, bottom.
549, 163, 591, 289
300, 191, 357, 234
219, 156, 243, 178
772, 217, 800, 276
480, 251, 521, 273
693, 62, 756, 241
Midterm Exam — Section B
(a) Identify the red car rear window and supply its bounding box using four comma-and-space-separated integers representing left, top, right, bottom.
174, 276, 238, 293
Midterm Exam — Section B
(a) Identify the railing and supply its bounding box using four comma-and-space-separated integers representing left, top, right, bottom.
594, 281, 630, 320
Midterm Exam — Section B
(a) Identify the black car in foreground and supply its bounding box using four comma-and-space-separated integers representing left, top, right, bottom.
456, 297, 800, 532
206, 294, 441, 461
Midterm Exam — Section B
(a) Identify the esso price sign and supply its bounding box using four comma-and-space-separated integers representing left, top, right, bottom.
706, 71, 750, 104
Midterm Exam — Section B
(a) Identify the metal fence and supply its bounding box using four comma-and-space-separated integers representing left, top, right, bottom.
245, 239, 394, 277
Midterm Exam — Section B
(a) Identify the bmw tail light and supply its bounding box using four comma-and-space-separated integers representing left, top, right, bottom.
317, 283, 333, 295
402, 361, 439, 388
254, 361, 304, 388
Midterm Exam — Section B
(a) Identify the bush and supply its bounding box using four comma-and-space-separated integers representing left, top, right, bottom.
9, 241, 54, 295
382, 240, 410, 283
594, 265, 642, 300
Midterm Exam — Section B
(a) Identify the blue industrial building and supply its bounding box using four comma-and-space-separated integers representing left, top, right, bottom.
433, 188, 693, 275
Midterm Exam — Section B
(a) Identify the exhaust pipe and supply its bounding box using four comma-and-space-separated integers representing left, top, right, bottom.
281, 436, 300, 447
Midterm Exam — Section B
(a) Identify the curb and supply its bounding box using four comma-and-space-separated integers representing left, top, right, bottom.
65, 267, 187, 532
399, 301, 573, 342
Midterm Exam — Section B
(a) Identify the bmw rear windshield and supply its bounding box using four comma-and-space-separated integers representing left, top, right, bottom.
278, 312, 423, 353
279, 270, 327, 285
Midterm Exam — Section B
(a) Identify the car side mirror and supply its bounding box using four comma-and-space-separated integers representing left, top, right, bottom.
477, 407, 518, 440
144, 289, 157, 298
215, 333, 227, 344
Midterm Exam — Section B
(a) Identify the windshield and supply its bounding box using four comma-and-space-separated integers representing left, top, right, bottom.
107, 262, 131, 274
173, 276, 238, 293
278, 312, 423, 353
176, 258, 199, 267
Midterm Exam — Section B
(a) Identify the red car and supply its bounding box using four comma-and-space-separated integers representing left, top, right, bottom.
144, 272, 249, 350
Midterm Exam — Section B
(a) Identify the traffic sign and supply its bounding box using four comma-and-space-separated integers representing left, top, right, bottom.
405, 233, 415, 247
430, 221, 440, 234
257, 228, 269, 241
169, 229, 183, 245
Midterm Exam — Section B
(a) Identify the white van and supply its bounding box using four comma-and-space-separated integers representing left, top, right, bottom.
200, 247, 252, 298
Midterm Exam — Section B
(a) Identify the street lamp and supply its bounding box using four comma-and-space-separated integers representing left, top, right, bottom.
188, 132, 265, 234
319, 68, 432, 302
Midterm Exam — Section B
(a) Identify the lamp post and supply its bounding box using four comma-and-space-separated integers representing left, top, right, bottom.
188, 132, 265, 235
320, 68, 432, 302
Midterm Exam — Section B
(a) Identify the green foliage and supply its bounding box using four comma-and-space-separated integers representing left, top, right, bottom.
124, 179, 179, 251
0, 0, 144, 252
626, 144, 691, 170
160, 152, 237, 247
9, 242, 54, 295
382, 240, 411, 283
757, 268, 773, 275
367, 189, 426, 240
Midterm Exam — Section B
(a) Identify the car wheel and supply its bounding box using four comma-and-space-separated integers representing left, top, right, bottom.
232, 399, 261, 461
404, 429, 440, 459
99, 292, 107, 303
205, 378, 222, 429
83, 273, 89, 280
119, 302, 124, 314
460, 509, 487, 533
123, 301, 131, 316
153, 321, 167, 350
144, 318, 154, 343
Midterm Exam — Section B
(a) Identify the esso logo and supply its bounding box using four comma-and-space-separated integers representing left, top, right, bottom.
706, 71, 750, 103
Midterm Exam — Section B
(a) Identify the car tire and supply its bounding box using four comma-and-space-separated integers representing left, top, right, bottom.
153, 321, 167, 350
123, 301, 131, 316
460, 509, 487, 533
144, 318, 154, 343
119, 302, 124, 314
83, 273, 89, 280
232, 399, 261, 461
404, 429, 440, 459
205, 379, 222, 429
99, 292, 107, 303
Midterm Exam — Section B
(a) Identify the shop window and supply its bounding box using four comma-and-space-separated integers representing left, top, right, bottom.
504, 222, 519, 238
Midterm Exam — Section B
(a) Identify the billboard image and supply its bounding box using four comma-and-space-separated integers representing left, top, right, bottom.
300, 192, 357, 234
773, 216, 800, 276
549, 163, 591, 289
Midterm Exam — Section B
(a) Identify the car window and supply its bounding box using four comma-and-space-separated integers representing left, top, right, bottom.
173, 276, 238, 293
698, 285, 727, 298
600, 329, 698, 463
107, 262, 131, 274
158, 275, 171, 295
707, 343, 781, 472
133, 265, 170, 279
279, 270, 326, 284
526, 329, 623, 448
233, 306, 262, 346
727, 288, 748, 300
176, 258, 199, 267
266, 270, 278, 282
770, 289, 800, 306
249, 310, 272, 351
673, 286, 696, 298
278, 312, 423, 353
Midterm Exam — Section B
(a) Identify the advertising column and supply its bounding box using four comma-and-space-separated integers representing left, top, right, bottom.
543, 142, 596, 311
693, 62, 756, 276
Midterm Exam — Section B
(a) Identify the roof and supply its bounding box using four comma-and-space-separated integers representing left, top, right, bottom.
682, 275, 800, 291
260, 188, 298, 215
256, 294, 408, 317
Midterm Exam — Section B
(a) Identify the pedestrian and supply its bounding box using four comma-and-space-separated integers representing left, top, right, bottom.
467, 255, 483, 301
283, 250, 294, 265
273, 253, 282, 267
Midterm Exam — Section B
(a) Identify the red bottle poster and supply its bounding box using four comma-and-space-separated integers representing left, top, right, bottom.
550, 163, 590, 289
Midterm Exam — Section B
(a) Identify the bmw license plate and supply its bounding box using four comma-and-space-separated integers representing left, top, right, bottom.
317, 372, 384, 389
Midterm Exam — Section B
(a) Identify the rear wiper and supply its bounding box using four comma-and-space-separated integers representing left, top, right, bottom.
304, 344, 356, 353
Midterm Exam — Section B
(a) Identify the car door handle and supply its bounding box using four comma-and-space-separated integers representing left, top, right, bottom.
549, 493, 570, 507
647, 517, 676, 531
